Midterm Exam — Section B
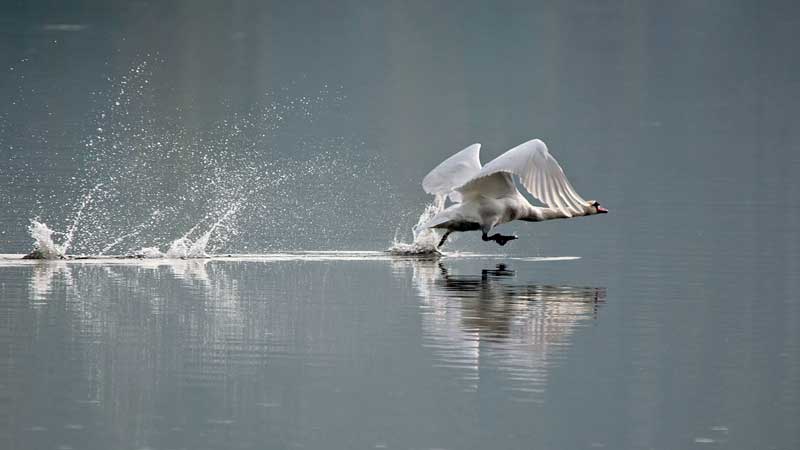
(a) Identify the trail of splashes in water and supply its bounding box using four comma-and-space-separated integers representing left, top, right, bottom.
27, 198, 243, 259
21, 58, 396, 255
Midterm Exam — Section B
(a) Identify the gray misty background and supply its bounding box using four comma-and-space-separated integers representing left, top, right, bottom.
1, 1, 800, 450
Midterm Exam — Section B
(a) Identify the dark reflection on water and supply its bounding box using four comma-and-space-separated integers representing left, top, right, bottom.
408, 261, 605, 401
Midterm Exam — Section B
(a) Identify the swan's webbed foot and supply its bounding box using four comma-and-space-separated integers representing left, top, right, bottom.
495, 234, 518, 246
481, 232, 518, 246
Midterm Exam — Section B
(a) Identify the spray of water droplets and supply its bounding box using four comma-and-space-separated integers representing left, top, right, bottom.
22, 58, 397, 257
387, 195, 446, 256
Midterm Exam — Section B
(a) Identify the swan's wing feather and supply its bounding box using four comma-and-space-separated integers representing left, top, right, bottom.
455, 172, 518, 200
422, 144, 482, 203
457, 139, 587, 217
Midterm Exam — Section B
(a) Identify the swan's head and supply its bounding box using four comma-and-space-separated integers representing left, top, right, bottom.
586, 200, 608, 215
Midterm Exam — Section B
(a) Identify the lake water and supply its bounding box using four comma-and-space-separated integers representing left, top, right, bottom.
2, 1, 800, 449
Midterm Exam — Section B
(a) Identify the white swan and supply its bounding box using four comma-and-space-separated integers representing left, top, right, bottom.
421, 138, 607, 248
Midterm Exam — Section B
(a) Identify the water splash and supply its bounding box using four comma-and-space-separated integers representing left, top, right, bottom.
26, 194, 244, 260
131, 246, 163, 259
61, 183, 103, 255
24, 220, 65, 259
165, 198, 243, 258
99, 209, 164, 255
164, 237, 201, 259
388, 197, 445, 256
163, 226, 216, 259
16, 57, 395, 256
120, 199, 245, 259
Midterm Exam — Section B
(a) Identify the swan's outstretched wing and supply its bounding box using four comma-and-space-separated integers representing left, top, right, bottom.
457, 139, 587, 217
422, 144, 482, 204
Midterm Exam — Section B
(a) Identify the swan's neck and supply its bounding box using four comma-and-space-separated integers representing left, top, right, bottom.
521, 205, 582, 222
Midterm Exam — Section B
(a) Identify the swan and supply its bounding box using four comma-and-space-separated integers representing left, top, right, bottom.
421, 138, 607, 248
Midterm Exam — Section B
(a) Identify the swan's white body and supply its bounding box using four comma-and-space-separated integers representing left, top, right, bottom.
422, 139, 606, 246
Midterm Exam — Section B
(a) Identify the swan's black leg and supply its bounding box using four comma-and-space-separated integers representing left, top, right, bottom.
438, 230, 452, 249
482, 232, 518, 246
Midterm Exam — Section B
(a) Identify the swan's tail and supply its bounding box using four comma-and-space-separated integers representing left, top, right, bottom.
418, 209, 456, 230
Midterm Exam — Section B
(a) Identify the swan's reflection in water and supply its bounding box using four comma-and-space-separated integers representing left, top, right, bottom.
409, 260, 605, 401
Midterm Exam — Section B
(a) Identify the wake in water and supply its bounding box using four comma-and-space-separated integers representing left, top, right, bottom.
25, 218, 220, 260
387, 197, 445, 256
25, 196, 243, 259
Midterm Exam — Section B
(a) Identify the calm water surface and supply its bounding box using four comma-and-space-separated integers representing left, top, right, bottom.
1, 242, 798, 450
